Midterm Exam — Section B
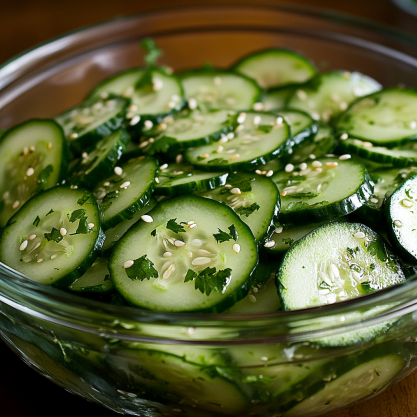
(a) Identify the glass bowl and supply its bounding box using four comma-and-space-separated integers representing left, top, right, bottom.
2, 4, 417, 417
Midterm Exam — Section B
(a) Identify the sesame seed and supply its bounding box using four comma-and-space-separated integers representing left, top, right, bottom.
339, 154, 351, 160
160, 164, 168, 170
123, 260, 134, 269
120, 181, 131, 189
230, 188, 241, 195
230, 153, 240, 160
176, 154, 183, 164
253, 115, 261, 125
275, 227, 283, 234
129, 115, 141, 126
216, 145, 224, 153
192, 239, 203, 246
144, 120, 153, 129
69, 133, 79, 140
189, 223, 197, 229
29, 234, 37, 240
100, 92, 109, 99
51, 254, 58, 260
163, 252, 172, 258
297, 90, 307, 100
253, 102, 264, 111
394, 220, 403, 227
233, 243, 241, 254
340, 133, 349, 140
219, 136, 228, 144
139, 141, 148, 148
141, 215, 153, 223
60, 228, 68, 237
103, 182, 110, 187
192, 257, 211, 266
47, 142, 53, 149
214, 76, 222, 85
370, 198, 379, 204
266, 170, 274, 177
114, 166, 123, 176
299, 163, 308, 171
309, 154, 316, 160
281, 191, 288, 197
264, 240, 276, 248
174, 240, 186, 247
188, 98, 197, 110
129, 104, 138, 112
339, 102, 348, 111
411, 121, 417, 129
19, 240, 28, 251
237, 113, 246, 124
167, 101, 176, 109
155, 177, 160, 184
285, 164, 294, 173
26, 167, 35, 177
227, 132, 235, 140
353, 231, 366, 239
276, 116, 284, 125
163, 264, 176, 279
325, 162, 338, 168
225, 184, 232, 188
12, 200, 19, 209
248, 294, 257, 303
402, 199, 413, 207
255, 170, 262, 175
36, 258, 43, 263
88, 223, 95, 228
200, 154, 209, 159
153, 78, 163, 91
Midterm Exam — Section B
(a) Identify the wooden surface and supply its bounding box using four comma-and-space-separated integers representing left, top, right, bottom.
1, 0, 417, 416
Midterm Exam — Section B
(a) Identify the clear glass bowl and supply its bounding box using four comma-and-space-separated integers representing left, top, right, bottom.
2, 4, 417, 417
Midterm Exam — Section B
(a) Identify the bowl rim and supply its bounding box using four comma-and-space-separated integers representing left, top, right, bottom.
2, 3, 417, 341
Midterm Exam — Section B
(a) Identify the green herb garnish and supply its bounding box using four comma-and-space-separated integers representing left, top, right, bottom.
166, 218, 186, 233
184, 267, 232, 296
236, 202, 260, 217
125, 255, 159, 281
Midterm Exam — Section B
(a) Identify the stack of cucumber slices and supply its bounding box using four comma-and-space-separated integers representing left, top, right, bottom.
1, 41, 417, 318
3, 39, 417, 417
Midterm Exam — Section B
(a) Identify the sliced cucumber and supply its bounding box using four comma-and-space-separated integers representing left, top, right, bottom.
0, 187, 104, 288
271, 158, 373, 224
68, 129, 130, 189
55, 95, 128, 154
142, 109, 237, 152
185, 111, 291, 171
179, 69, 262, 111
278, 222, 405, 311
93, 156, 158, 230
285, 346, 405, 416
232, 48, 316, 89
102, 199, 157, 256
280, 109, 318, 147
69, 256, 113, 294
105, 348, 250, 415
386, 172, 417, 264
0, 119, 69, 227
197, 173, 280, 244
287, 71, 381, 122
109, 195, 258, 312
336, 88, 417, 146
263, 85, 298, 111
156, 163, 228, 197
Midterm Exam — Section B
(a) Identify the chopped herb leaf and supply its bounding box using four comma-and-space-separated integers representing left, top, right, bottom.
369, 263, 376, 271
228, 224, 238, 242
227, 174, 253, 192
207, 158, 228, 165
37, 165, 53, 190
135, 70, 153, 90
258, 125, 273, 134
282, 238, 294, 246
347, 246, 360, 257
46, 209, 54, 216
100, 203, 112, 213
367, 240, 397, 271
76, 216, 92, 234
361, 282, 375, 294
213, 225, 238, 243
151, 229, 156, 237
405, 188, 413, 199
125, 255, 159, 281
289, 192, 319, 199
44, 227, 63, 243
185, 267, 232, 296
166, 218, 186, 233
101, 191, 119, 203
69, 209, 86, 223
184, 269, 197, 283
197, 155, 206, 161
147, 136, 178, 155
33, 216, 40, 227
77, 194, 91, 206
236, 202, 260, 217
140, 38, 163, 68
319, 281, 331, 289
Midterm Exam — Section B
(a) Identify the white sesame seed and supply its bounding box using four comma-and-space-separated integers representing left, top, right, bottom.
19, 240, 28, 251
160, 164, 168, 170
58, 227, 67, 237
120, 181, 131, 189
370, 198, 379, 204
325, 162, 338, 168
153, 78, 164, 91
275, 227, 283, 234
340, 133, 349, 140
339, 154, 351, 160
266, 170, 274, 177
362, 142, 373, 148
411, 121, 417, 129
281, 191, 288, 197
88, 223, 95, 228
253, 115, 261, 125
217, 145, 224, 153
227, 132, 235, 140
237, 113, 246, 124
339, 102, 348, 111
25, 167, 35, 177
225, 184, 232, 188
29, 234, 37, 240
129, 104, 138, 112
264, 240, 276, 248
141, 215, 153, 223
214, 76, 222, 85
123, 260, 134, 269
192, 257, 211, 266
285, 164, 294, 173
163, 264, 176, 279
69, 133, 79, 140
155, 177, 160, 184
176, 154, 183, 164
188, 98, 198, 110
230, 153, 240, 160
12, 200, 19, 209
255, 170, 262, 175
114, 166, 123, 176
402, 199, 413, 207
253, 102, 264, 111
219, 136, 228, 144
100, 92, 109, 99
248, 294, 257, 303
144, 120, 153, 129
233, 243, 241, 254
174, 240, 186, 247
353, 231, 365, 239
230, 188, 241, 195
189, 223, 197, 229
36, 258, 43, 263
139, 141, 149, 148
192, 239, 203, 247
129, 115, 141, 126
299, 163, 308, 171
200, 154, 209, 159
51, 254, 58, 260
276, 116, 284, 125
394, 220, 403, 227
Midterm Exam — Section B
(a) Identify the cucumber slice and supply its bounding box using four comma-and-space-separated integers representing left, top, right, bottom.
232, 48, 316, 89
105, 348, 249, 415
87, 68, 185, 132
386, 172, 417, 264
102, 199, 157, 256
69, 256, 114, 294
156, 163, 228, 197
197, 173, 280, 244
142, 109, 237, 152
55, 95, 128, 154
278, 222, 405, 311
68, 129, 130, 189
287, 71, 381, 122
336, 88, 417, 146
185, 111, 291, 171
338, 138, 417, 167
93, 156, 158, 230
109, 195, 258, 312
179, 70, 262, 111
263, 85, 298, 111
280, 109, 318, 147
285, 346, 405, 416
0, 119, 69, 228
0, 187, 104, 288
271, 158, 373, 224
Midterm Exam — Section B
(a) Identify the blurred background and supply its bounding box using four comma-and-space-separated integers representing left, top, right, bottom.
1, 0, 417, 416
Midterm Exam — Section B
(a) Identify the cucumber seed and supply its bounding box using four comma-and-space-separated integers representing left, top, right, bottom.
123, 260, 134, 269
120, 181, 131, 189
233, 243, 241, 254
19, 240, 28, 251
401, 199, 413, 208
114, 166, 123, 176
264, 240, 276, 248
230, 188, 241, 195
353, 231, 365, 239
60, 228, 68, 236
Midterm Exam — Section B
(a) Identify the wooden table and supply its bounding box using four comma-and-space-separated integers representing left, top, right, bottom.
1, 1, 417, 416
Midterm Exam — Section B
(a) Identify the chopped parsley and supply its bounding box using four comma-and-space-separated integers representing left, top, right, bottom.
33, 216, 40, 227
151, 229, 157, 237
184, 267, 232, 296
213, 224, 238, 243
77, 194, 91, 206
44, 227, 63, 243
76, 216, 92, 234
69, 209, 86, 223
101, 191, 119, 204
147, 136, 178, 155
207, 158, 228, 165
257, 125, 273, 134
166, 218, 186, 233
236, 202, 260, 217
282, 238, 294, 246
46, 209, 54, 216
37, 164, 53, 191
141, 38, 163, 68
346, 246, 360, 258
125, 255, 159, 281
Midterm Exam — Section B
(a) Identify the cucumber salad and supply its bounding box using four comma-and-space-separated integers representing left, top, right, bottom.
1, 39, 417, 415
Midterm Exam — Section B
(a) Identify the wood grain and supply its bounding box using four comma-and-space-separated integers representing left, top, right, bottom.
1, 1, 417, 416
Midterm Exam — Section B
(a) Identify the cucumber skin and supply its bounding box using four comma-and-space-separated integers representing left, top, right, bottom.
0, 187, 105, 290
